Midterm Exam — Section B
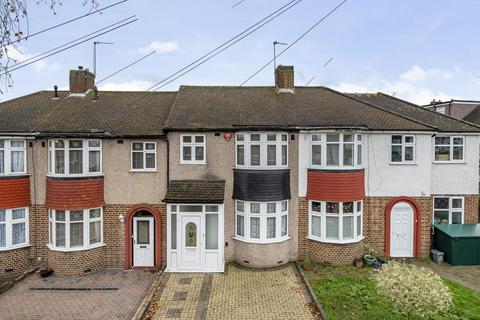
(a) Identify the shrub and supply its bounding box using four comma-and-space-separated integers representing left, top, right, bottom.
375, 261, 452, 318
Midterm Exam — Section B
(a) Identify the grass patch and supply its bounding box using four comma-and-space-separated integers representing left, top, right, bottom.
305, 263, 480, 320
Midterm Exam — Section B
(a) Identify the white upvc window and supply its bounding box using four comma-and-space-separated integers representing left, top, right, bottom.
48, 208, 103, 251
391, 135, 415, 163
0, 207, 29, 250
308, 200, 363, 243
234, 200, 288, 243
0, 139, 26, 175
433, 196, 464, 225
48, 139, 102, 176
236, 132, 288, 169
131, 142, 157, 171
310, 132, 362, 168
180, 134, 206, 164
434, 136, 464, 162
436, 106, 446, 114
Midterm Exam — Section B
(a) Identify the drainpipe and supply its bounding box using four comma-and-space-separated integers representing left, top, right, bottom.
166, 135, 170, 188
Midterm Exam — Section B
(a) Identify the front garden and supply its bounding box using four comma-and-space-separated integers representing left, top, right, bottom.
304, 262, 480, 320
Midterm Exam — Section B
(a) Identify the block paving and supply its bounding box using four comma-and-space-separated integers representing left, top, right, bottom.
152, 264, 316, 320
0, 269, 156, 320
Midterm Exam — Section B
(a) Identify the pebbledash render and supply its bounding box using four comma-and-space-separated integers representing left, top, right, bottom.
0, 66, 479, 278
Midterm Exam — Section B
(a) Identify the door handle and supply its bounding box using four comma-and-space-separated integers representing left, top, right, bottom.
140, 245, 147, 248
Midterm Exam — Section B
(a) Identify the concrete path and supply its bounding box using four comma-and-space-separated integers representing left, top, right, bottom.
0, 269, 156, 320
150, 264, 316, 320
416, 261, 480, 292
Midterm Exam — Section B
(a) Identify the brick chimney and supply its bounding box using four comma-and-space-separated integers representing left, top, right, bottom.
69, 66, 95, 94
275, 65, 294, 92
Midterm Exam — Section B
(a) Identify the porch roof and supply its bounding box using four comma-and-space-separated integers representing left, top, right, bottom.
164, 180, 225, 204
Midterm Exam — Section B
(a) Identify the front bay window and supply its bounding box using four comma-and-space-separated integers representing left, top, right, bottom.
48, 208, 103, 250
48, 139, 102, 176
0, 207, 29, 250
235, 200, 288, 242
310, 132, 362, 168
0, 139, 26, 175
309, 200, 363, 243
236, 132, 288, 168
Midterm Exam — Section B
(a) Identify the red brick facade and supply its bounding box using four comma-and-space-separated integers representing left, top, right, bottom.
306, 170, 364, 201
0, 176, 30, 209
45, 176, 105, 210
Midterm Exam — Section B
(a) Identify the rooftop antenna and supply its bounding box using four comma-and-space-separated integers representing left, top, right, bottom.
273, 40, 288, 75
93, 41, 114, 76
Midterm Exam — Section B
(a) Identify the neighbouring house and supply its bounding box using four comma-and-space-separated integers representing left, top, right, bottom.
0, 66, 479, 278
423, 99, 480, 125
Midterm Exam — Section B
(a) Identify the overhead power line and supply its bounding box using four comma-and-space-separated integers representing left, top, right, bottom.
97, 50, 156, 84
1, 17, 138, 76
8, 16, 136, 70
1, 0, 128, 49
240, 0, 348, 86
132, 0, 302, 103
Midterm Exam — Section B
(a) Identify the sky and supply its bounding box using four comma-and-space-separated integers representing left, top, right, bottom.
1, 0, 480, 105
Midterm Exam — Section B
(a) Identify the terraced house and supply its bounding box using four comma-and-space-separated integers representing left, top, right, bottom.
0, 66, 479, 278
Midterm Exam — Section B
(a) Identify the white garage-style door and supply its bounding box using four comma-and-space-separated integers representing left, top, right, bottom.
390, 202, 414, 257
167, 204, 224, 272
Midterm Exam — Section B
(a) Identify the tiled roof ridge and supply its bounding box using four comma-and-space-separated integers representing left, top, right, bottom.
323, 87, 437, 130
376, 92, 480, 130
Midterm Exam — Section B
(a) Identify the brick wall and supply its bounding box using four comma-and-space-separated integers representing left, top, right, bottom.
0, 247, 32, 281
0, 176, 30, 208
47, 246, 106, 276
46, 177, 105, 210
233, 238, 295, 268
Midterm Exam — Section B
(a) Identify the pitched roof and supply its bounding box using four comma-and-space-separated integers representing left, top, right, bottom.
164, 86, 438, 131
463, 106, 480, 125
347, 92, 480, 132
163, 180, 225, 203
0, 90, 176, 137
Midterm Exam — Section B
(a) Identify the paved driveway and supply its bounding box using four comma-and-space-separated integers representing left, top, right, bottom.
416, 261, 480, 292
0, 269, 156, 320
148, 264, 317, 320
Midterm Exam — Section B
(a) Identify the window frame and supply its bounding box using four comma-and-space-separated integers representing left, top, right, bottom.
0, 139, 27, 176
235, 132, 289, 169
0, 207, 29, 251
130, 141, 157, 172
432, 196, 464, 225
234, 200, 289, 243
180, 134, 206, 164
48, 207, 104, 251
48, 139, 102, 176
309, 132, 363, 169
390, 135, 416, 164
308, 200, 363, 244
433, 136, 465, 163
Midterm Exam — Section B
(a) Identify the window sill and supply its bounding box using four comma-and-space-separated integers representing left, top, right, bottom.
0, 173, 30, 179
389, 162, 417, 166
307, 235, 364, 245
47, 243, 106, 252
309, 166, 364, 171
232, 236, 291, 245
432, 161, 466, 165
129, 169, 158, 173
234, 166, 289, 170
0, 244, 31, 252
47, 173, 104, 178
180, 162, 207, 165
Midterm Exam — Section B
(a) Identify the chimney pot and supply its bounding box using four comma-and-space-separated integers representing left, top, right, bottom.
53, 85, 58, 98
78, 66, 83, 70
275, 65, 294, 92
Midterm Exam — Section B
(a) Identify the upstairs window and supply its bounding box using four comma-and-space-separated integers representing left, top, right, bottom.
131, 142, 157, 171
0, 139, 26, 175
181, 134, 206, 164
310, 132, 362, 168
434, 136, 464, 162
433, 197, 464, 224
48, 139, 102, 176
391, 135, 415, 163
0, 207, 29, 250
236, 132, 288, 169
436, 106, 446, 114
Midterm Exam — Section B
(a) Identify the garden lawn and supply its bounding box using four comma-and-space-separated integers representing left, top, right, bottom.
305, 264, 480, 320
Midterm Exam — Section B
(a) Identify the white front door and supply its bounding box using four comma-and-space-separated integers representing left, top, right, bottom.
180, 215, 202, 270
390, 202, 414, 257
133, 216, 154, 267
